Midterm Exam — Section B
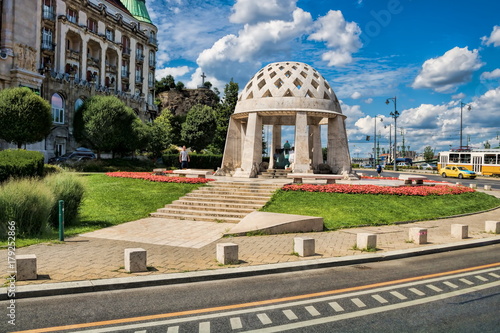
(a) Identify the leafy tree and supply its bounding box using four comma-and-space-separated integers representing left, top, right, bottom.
148, 110, 174, 158
211, 79, 239, 153
203, 81, 213, 89
0, 87, 52, 148
181, 104, 216, 152
155, 75, 176, 94
73, 95, 144, 158
175, 81, 185, 91
484, 141, 491, 149
170, 114, 186, 145
423, 146, 435, 162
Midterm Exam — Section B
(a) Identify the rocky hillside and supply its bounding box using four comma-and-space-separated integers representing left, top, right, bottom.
157, 88, 219, 116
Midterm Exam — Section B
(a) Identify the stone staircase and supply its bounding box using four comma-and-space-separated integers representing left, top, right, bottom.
150, 181, 283, 223
258, 169, 291, 179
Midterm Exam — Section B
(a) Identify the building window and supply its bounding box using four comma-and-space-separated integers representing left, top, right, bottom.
122, 36, 130, 55
121, 60, 129, 78
75, 98, 84, 111
41, 28, 54, 50
105, 28, 114, 42
135, 67, 143, 83
136, 44, 144, 61
149, 31, 157, 45
51, 93, 65, 124
87, 18, 98, 33
148, 72, 154, 87
43, 0, 55, 20
67, 7, 78, 24
149, 51, 155, 67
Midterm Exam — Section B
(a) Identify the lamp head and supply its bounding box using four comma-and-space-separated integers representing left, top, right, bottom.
385, 99, 390, 105
467, 105, 472, 111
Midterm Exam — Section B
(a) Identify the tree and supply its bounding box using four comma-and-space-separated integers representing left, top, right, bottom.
175, 81, 185, 91
423, 146, 434, 162
73, 95, 144, 158
211, 79, 239, 153
181, 104, 216, 152
148, 110, 174, 158
155, 75, 176, 94
0, 87, 52, 148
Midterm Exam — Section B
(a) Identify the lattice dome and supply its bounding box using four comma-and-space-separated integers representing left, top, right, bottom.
235, 61, 341, 115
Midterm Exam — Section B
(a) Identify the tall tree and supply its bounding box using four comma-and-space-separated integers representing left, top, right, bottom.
181, 104, 216, 152
155, 75, 176, 94
212, 79, 239, 153
423, 146, 435, 162
148, 110, 174, 158
73, 95, 144, 158
0, 87, 52, 148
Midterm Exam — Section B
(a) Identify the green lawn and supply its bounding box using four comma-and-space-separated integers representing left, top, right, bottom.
261, 190, 500, 230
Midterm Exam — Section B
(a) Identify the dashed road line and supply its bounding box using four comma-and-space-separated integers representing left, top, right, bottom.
230, 317, 243, 330
305, 305, 321, 316
444, 281, 459, 289
409, 288, 425, 296
459, 278, 474, 285
199, 321, 210, 333
257, 313, 272, 325
390, 291, 407, 300
426, 284, 443, 292
282, 310, 298, 321
329, 302, 344, 312
475, 275, 488, 282
166, 326, 179, 333
489, 272, 500, 278
351, 298, 366, 308
372, 294, 389, 304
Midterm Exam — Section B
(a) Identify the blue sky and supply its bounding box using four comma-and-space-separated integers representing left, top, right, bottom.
146, 0, 500, 157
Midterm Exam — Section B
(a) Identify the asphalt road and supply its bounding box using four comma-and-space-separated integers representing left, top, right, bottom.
3, 244, 499, 332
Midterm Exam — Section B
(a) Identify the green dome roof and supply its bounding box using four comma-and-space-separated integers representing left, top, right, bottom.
121, 0, 153, 24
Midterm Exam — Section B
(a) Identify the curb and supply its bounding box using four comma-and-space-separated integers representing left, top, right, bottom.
2, 236, 499, 300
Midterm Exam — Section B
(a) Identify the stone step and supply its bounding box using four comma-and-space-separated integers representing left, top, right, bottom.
185, 192, 271, 201
150, 212, 241, 223
157, 207, 247, 218
208, 182, 282, 190
194, 187, 276, 195
168, 203, 256, 213
181, 195, 269, 205
171, 200, 262, 210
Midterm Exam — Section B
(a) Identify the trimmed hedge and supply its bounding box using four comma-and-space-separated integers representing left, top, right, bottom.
44, 173, 85, 228
0, 149, 44, 182
162, 153, 223, 170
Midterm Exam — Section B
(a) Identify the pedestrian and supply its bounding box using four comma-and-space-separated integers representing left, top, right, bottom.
376, 163, 382, 177
179, 146, 190, 169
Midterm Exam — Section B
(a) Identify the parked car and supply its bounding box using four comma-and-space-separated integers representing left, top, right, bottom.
440, 166, 476, 179
396, 162, 409, 167
419, 163, 437, 170
362, 164, 372, 168
48, 150, 96, 164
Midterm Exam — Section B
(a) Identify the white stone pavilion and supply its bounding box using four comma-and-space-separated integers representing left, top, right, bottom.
217, 61, 352, 178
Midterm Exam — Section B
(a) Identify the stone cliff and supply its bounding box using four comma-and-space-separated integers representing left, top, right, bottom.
157, 88, 219, 116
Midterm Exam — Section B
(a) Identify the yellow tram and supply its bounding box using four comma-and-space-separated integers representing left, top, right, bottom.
438, 149, 500, 176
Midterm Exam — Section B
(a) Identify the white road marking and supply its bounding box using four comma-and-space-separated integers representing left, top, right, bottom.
372, 294, 389, 304
305, 306, 321, 316
426, 284, 443, 292
475, 275, 488, 282
166, 327, 179, 333
459, 278, 474, 286
230, 317, 243, 330
199, 321, 210, 333
282, 309, 298, 321
390, 291, 407, 300
409, 288, 425, 296
489, 272, 500, 278
444, 281, 459, 289
351, 298, 366, 308
257, 313, 272, 325
329, 302, 344, 312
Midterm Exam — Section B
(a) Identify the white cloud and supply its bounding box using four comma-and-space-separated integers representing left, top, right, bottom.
364, 98, 373, 104
451, 93, 466, 100
481, 25, 500, 47
412, 47, 484, 93
155, 66, 191, 81
308, 10, 362, 66
351, 91, 362, 99
229, 0, 297, 24
481, 68, 500, 80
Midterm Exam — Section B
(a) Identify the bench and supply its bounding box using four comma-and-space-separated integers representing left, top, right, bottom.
398, 175, 427, 185
171, 169, 213, 178
287, 173, 344, 184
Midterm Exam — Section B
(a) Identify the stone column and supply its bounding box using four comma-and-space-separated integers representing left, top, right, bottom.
311, 123, 322, 169
219, 116, 242, 173
269, 125, 281, 169
1, 0, 14, 55
293, 112, 310, 173
233, 112, 262, 177
81, 38, 88, 80
327, 116, 351, 174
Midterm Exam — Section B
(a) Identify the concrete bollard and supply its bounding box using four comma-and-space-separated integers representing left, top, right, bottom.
409, 227, 428, 244
485, 220, 500, 234
217, 243, 239, 265
16, 254, 37, 281
451, 224, 468, 239
469, 183, 477, 189
294, 237, 315, 257
124, 248, 147, 273
357, 233, 377, 250
484, 185, 492, 191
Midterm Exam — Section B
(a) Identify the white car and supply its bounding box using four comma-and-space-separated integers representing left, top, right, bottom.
396, 162, 409, 167
419, 163, 436, 170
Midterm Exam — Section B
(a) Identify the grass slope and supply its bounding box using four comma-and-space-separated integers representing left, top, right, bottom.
261, 190, 500, 230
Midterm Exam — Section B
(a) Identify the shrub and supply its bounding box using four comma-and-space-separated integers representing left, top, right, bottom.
44, 173, 85, 228
68, 158, 157, 172
0, 178, 54, 239
162, 153, 223, 170
43, 164, 64, 176
0, 149, 44, 182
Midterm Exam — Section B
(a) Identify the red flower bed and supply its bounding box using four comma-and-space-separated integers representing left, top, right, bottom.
106, 172, 214, 184
282, 183, 475, 196
360, 176, 445, 184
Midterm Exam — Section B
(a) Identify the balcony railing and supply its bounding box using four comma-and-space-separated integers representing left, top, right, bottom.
42, 8, 56, 21
148, 36, 158, 46
149, 60, 156, 68
122, 47, 131, 56
41, 41, 56, 51
67, 15, 78, 24
121, 71, 129, 78
135, 76, 143, 84
136, 53, 145, 62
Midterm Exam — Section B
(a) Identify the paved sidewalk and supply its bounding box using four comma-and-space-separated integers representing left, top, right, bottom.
1, 178, 499, 288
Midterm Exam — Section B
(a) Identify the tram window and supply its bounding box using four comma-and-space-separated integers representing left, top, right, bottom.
485, 154, 496, 164
450, 154, 459, 163
460, 154, 471, 163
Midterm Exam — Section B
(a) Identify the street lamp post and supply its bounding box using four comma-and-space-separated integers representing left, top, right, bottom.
460, 101, 471, 149
386, 97, 399, 171
373, 117, 383, 167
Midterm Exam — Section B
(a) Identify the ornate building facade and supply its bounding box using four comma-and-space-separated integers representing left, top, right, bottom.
0, 0, 157, 160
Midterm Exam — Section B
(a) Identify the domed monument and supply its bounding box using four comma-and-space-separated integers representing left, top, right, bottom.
217, 61, 352, 178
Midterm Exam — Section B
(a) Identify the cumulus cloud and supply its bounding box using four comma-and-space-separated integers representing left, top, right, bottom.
412, 47, 484, 93
364, 98, 373, 104
155, 66, 191, 80
229, 0, 297, 24
308, 10, 362, 66
451, 92, 466, 100
351, 91, 362, 99
481, 68, 500, 80
481, 26, 500, 47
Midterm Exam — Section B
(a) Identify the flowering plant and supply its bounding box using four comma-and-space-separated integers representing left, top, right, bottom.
106, 172, 214, 184
282, 183, 475, 196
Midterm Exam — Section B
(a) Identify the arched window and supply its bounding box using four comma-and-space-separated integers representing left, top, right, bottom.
51, 93, 65, 124
74, 98, 84, 111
